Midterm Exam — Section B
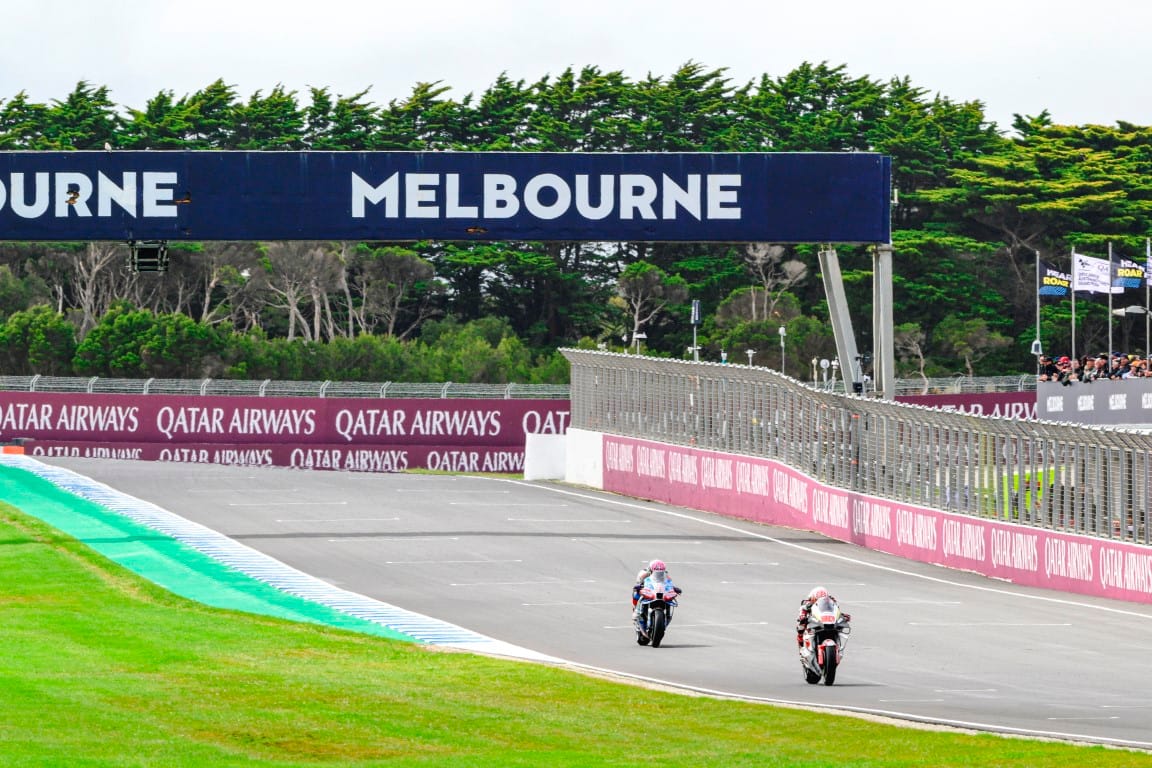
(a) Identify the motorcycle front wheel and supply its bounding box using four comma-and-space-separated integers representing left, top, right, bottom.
822, 646, 837, 685
649, 609, 667, 648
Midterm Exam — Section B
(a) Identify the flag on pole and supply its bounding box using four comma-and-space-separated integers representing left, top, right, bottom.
1111, 250, 1146, 292
1038, 260, 1070, 297
1072, 251, 1120, 294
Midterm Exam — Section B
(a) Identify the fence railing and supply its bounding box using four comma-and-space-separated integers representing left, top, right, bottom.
0, 375, 569, 400
561, 350, 1149, 547
0, 372, 1037, 399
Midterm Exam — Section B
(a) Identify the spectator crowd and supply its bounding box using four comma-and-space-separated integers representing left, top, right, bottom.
1037, 353, 1150, 383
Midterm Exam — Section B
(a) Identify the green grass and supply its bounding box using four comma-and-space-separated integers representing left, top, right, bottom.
0, 502, 1148, 767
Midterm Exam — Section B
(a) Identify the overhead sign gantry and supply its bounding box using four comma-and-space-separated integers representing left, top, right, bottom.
0, 151, 890, 243
0, 150, 895, 396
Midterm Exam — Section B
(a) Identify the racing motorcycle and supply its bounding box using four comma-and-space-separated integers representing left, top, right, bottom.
799, 595, 851, 685
634, 578, 681, 648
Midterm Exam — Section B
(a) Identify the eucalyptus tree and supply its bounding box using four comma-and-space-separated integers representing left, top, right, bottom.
617, 261, 688, 343
67, 242, 137, 337
253, 241, 345, 342
350, 244, 441, 339
933, 314, 1012, 378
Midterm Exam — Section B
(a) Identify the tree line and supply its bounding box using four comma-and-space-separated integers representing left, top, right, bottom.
1, 61, 1148, 383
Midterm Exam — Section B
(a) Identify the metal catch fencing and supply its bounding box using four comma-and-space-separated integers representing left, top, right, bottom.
0, 375, 570, 400
562, 349, 1151, 547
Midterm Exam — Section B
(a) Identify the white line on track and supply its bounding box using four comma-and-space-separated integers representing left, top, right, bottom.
279, 517, 399, 522
1047, 716, 1120, 721
451, 502, 568, 507
525, 601, 620, 606
495, 479, 1152, 621
1100, 704, 1152, 709
187, 488, 300, 493
508, 518, 625, 522
602, 621, 769, 630
852, 600, 962, 605
328, 536, 459, 542
879, 699, 946, 703
229, 501, 347, 507
451, 579, 597, 587
569, 538, 704, 544
384, 559, 523, 565
395, 489, 509, 493
681, 561, 778, 566
464, 477, 1152, 748
908, 622, 1073, 627
721, 581, 865, 587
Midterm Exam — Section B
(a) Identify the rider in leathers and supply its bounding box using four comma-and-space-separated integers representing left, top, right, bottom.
795, 585, 850, 647
632, 559, 681, 632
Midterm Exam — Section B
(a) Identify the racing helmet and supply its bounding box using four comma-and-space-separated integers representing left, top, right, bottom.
808, 586, 829, 602
648, 559, 667, 581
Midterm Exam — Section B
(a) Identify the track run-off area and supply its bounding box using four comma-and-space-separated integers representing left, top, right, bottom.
7, 455, 1152, 751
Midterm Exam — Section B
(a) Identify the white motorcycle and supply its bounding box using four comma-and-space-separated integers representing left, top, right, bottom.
634, 577, 681, 648
799, 595, 851, 685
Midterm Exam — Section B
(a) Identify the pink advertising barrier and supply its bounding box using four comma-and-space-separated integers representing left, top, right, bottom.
21, 441, 529, 473
603, 434, 1152, 605
0, 392, 569, 473
896, 391, 1035, 420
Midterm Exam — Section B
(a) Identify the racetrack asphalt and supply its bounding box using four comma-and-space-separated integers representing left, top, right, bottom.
30, 458, 1152, 750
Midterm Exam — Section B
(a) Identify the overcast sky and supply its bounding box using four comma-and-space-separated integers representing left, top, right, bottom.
4, 1, 1147, 134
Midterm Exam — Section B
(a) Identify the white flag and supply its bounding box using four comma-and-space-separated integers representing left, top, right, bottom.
1072, 251, 1121, 294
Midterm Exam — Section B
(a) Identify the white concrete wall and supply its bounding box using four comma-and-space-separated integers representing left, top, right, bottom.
562, 428, 603, 489
523, 433, 568, 480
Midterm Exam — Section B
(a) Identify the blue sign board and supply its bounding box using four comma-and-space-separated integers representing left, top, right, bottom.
0, 151, 890, 243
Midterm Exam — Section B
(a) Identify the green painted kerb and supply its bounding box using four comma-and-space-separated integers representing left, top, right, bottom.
0, 464, 417, 642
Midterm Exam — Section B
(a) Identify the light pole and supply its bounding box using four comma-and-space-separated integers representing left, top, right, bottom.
633, 331, 647, 355
746, 349, 755, 366
778, 325, 787, 373
830, 358, 840, 388
811, 356, 818, 383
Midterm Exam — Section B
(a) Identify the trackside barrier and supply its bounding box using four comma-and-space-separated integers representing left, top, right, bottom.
560, 350, 1152, 603
0, 392, 570, 473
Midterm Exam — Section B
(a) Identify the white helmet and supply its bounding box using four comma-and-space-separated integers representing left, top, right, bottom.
808, 586, 829, 602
